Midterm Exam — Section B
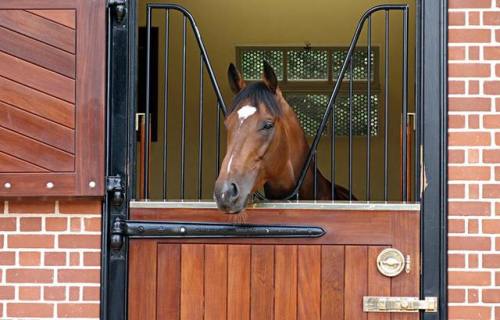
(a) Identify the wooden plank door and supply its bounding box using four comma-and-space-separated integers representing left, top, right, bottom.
128, 208, 419, 320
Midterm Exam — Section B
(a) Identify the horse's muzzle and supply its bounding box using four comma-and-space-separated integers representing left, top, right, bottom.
214, 181, 246, 214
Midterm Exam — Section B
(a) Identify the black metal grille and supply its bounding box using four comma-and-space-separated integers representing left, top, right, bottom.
287, 50, 329, 80
240, 50, 284, 80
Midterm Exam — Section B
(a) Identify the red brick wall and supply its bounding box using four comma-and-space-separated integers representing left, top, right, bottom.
0, 200, 101, 319
449, 0, 500, 319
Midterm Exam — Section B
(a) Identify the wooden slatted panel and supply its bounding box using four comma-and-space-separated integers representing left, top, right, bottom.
227, 245, 251, 320
205, 245, 228, 320
274, 245, 297, 320
27, 10, 76, 29
345, 246, 368, 320
180, 244, 205, 320
0, 151, 48, 172
298, 245, 321, 320
157, 244, 181, 320
368, 246, 391, 320
321, 246, 344, 319
250, 245, 274, 320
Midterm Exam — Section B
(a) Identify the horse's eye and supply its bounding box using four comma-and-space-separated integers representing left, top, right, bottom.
261, 121, 274, 130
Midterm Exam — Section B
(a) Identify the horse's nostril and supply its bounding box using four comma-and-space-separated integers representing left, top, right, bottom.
230, 183, 239, 198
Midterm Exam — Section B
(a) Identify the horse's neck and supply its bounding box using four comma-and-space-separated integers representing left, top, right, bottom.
264, 99, 331, 200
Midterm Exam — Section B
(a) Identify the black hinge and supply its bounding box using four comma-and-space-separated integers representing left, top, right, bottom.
106, 175, 124, 207
108, 0, 127, 23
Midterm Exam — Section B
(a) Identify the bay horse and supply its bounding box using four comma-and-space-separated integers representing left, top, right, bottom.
214, 61, 352, 213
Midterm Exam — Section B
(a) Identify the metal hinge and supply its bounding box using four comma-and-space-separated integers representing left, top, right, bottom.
106, 175, 124, 207
363, 296, 438, 313
107, 0, 127, 23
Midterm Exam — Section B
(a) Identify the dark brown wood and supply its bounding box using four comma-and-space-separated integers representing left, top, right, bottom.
180, 244, 205, 320
321, 245, 344, 319
0, 0, 105, 197
298, 245, 321, 320
204, 245, 228, 320
128, 240, 157, 320
0, 151, 48, 172
250, 245, 274, 320
157, 244, 181, 320
274, 245, 297, 320
227, 245, 251, 320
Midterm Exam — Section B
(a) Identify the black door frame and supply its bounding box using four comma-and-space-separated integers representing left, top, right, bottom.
101, 1, 448, 319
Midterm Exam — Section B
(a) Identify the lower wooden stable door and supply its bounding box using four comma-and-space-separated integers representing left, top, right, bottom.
127, 205, 420, 320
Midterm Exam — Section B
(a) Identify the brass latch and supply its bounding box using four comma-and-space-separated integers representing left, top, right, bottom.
363, 297, 438, 313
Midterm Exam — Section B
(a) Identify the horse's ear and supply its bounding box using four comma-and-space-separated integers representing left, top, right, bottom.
227, 63, 246, 94
262, 60, 278, 93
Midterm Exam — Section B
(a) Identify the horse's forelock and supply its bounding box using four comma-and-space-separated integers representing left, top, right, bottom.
230, 82, 282, 117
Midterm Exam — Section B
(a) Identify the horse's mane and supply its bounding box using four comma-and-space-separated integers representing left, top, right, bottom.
230, 82, 282, 116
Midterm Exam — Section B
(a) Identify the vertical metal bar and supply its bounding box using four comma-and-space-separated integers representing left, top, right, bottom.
313, 152, 318, 200
162, 9, 170, 200
216, 103, 221, 175
143, 6, 152, 199
384, 10, 390, 201
402, 8, 409, 201
198, 55, 204, 199
348, 57, 353, 201
366, 15, 372, 201
180, 15, 187, 199
330, 98, 335, 200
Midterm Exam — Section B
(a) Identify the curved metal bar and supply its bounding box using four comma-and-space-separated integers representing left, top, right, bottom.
147, 3, 228, 116
285, 4, 409, 200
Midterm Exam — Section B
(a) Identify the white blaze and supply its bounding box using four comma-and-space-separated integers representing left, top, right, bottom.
227, 155, 234, 173
237, 105, 257, 124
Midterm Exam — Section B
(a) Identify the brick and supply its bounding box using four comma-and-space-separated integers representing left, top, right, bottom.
449, 149, 465, 163
45, 217, 67, 231
468, 46, 480, 60
58, 269, 100, 283
483, 184, 500, 198
497, 63, 500, 77
44, 286, 66, 301
468, 219, 479, 233
69, 287, 79, 300
84, 217, 101, 231
468, 80, 479, 94
468, 11, 480, 25
59, 200, 102, 214
467, 149, 479, 163
483, 219, 500, 233
483, 11, 500, 25
449, 132, 491, 146
449, 201, 490, 216
45, 252, 66, 266
469, 253, 479, 268
19, 217, 42, 231
0, 217, 16, 231
469, 184, 479, 199
19, 286, 40, 300
468, 288, 479, 303
7, 303, 53, 318
484, 46, 500, 59
449, 166, 490, 180
449, 46, 466, 60
83, 286, 100, 301
484, 150, 500, 163
449, 11, 466, 25
496, 29, 500, 42
483, 254, 500, 268
449, 253, 465, 268
0, 286, 15, 299
449, 63, 490, 77
58, 303, 99, 318
496, 166, 500, 180
70, 217, 81, 231
483, 289, 500, 303
449, 184, 465, 198
496, 132, 500, 145
8, 200, 54, 214
0, 252, 15, 265
448, 236, 491, 250
449, 97, 491, 111
449, 0, 492, 8
448, 80, 466, 94
448, 306, 491, 320
8, 235, 54, 248
449, 219, 465, 233
449, 271, 491, 285
484, 81, 500, 95
449, 29, 491, 43
448, 288, 465, 303
70, 252, 80, 266
6, 269, 53, 283
59, 235, 100, 249
483, 115, 500, 128
19, 251, 41, 266
448, 114, 465, 128
83, 252, 101, 266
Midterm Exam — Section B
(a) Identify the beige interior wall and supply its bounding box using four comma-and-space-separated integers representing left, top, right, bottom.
137, 0, 416, 201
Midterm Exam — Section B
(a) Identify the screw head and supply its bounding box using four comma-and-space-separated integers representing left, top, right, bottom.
89, 181, 96, 188
46, 182, 54, 189
4, 182, 11, 189
180, 227, 187, 233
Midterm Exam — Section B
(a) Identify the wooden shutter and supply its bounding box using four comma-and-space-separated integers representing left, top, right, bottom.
0, 0, 105, 196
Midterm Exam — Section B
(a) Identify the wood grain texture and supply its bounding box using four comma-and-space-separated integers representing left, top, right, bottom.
298, 245, 321, 320
0, 10, 75, 53
0, 76, 74, 128
227, 245, 251, 320
274, 245, 297, 320
180, 244, 204, 320
204, 245, 228, 320
0, 25, 75, 78
157, 244, 181, 320
0, 151, 48, 172
321, 245, 344, 320
250, 245, 274, 320
27, 9, 76, 29
128, 240, 157, 320
0, 51, 74, 103
368, 246, 391, 320
345, 246, 368, 320
0, 101, 74, 153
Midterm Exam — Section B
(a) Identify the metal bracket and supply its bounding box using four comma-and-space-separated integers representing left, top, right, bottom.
110, 217, 125, 251
108, 0, 127, 23
106, 175, 125, 207
363, 296, 438, 313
